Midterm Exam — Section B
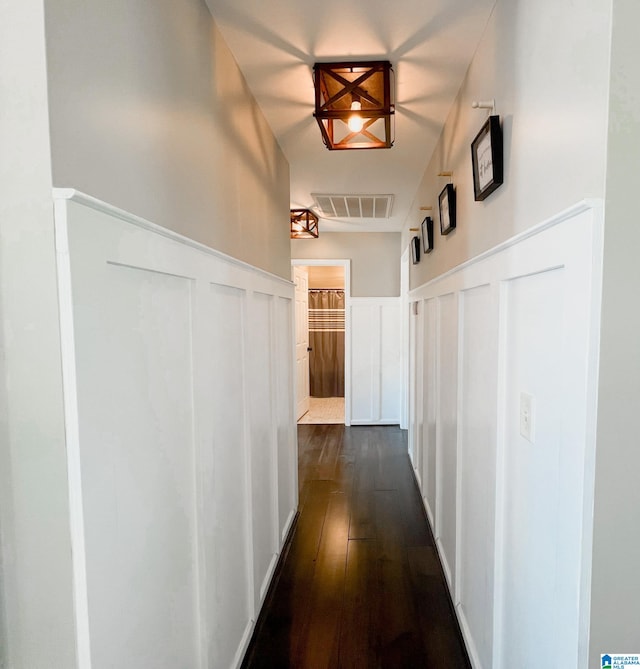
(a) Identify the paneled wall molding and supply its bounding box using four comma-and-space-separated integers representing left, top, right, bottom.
350, 297, 400, 305
408, 200, 604, 669
409, 199, 601, 299
53, 191, 297, 669
350, 297, 402, 425
53, 188, 293, 288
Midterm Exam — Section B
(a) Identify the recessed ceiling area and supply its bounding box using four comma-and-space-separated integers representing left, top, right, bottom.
204, 0, 497, 233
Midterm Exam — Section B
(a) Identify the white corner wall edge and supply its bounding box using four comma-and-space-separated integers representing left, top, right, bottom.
408, 199, 604, 669
53, 188, 298, 669
53, 197, 92, 668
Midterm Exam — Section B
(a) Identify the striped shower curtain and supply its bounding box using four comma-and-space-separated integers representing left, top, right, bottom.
308, 289, 345, 397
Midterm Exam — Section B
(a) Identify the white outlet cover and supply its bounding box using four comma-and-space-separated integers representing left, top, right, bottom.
520, 392, 536, 443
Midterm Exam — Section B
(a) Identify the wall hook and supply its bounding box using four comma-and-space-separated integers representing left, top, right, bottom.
472, 99, 496, 112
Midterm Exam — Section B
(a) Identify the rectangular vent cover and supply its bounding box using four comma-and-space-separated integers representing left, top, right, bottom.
312, 193, 394, 219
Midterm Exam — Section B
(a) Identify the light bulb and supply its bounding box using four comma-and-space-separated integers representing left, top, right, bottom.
347, 100, 364, 133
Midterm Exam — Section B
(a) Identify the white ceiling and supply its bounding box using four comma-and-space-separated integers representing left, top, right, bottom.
204, 0, 496, 233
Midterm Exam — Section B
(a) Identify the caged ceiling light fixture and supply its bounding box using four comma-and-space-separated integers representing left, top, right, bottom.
290, 208, 319, 239
313, 61, 394, 150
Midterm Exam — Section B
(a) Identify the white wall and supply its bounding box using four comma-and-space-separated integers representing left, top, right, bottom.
44, 0, 291, 279
409, 202, 603, 669
292, 232, 401, 297
401, 0, 640, 661
589, 0, 640, 662
404, 0, 612, 285
55, 191, 297, 669
0, 1, 77, 667
1, 1, 294, 665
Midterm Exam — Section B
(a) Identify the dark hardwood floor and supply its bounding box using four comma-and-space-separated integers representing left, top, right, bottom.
241, 425, 471, 669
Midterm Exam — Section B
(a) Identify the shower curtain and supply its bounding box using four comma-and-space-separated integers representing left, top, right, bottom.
308, 289, 345, 397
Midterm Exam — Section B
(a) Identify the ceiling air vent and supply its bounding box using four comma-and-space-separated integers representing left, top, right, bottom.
312, 193, 394, 219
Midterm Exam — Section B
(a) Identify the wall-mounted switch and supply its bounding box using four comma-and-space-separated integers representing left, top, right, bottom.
519, 392, 535, 443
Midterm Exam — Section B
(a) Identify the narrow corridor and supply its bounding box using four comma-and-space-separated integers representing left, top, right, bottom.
242, 425, 471, 668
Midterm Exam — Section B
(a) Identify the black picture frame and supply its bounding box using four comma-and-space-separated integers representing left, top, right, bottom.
411, 235, 420, 264
438, 184, 456, 235
421, 216, 434, 254
471, 115, 503, 201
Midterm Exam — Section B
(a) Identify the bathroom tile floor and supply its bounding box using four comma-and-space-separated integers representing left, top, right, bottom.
297, 397, 345, 425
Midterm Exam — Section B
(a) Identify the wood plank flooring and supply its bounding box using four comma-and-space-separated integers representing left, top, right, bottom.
241, 425, 471, 669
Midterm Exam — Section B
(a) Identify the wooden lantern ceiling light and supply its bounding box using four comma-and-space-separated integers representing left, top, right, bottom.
313, 61, 394, 150
290, 209, 319, 239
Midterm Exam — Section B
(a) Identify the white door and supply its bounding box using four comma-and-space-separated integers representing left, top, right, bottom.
293, 266, 310, 420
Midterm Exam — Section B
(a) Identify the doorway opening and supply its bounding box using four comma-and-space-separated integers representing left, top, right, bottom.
292, 259, 351, 425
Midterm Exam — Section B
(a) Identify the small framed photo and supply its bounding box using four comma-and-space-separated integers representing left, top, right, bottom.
421, 216, 434, 254
471, 115, 503, 201
439, 184, 456, 235
411, 235, 420, 264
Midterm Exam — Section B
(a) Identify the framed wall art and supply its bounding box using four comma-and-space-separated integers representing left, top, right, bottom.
421, 216, 434, 254
438, 184, 456, 235
471, 115, 503, 201
411, 235, 420, 264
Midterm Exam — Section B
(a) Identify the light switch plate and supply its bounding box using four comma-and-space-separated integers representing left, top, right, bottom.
520, 392, 535, 443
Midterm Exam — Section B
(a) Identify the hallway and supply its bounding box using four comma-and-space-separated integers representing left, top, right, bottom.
242, 425, 470, 668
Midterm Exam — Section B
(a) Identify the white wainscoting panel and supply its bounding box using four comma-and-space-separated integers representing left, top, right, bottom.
408, 201, 603, 669
249, 292, 279, 607
421, 298, 437, 527
54, 190, 297, 669
203, 283, 252, 669
435, 293, 458, 591
457, 284, 497, 669
409, 299, 424, 484
72, 259, 198, 669
407, 298, 421, 471
502, 268, 566, 667
275, 296, 297, 543
380, 301, 402, 422
350, 298, 401, 425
